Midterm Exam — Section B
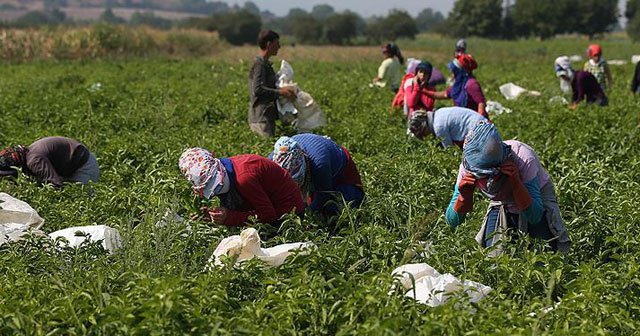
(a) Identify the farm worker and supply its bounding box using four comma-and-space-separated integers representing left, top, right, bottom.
0, 136, 100, 188
407, 106, 487, 148
391, 59, 445, 114
248, 29, 296, 137
269, 134, 364, 219
372, 43, 404, 92
583, 44, 613, 91
555, 56, 608, 109
454, 38, 467, 57
444, 122, 571, 253
179, 148, 305, 228
631, 58, 640, 94
404, 61, 436, 119
424, 54, 488, 119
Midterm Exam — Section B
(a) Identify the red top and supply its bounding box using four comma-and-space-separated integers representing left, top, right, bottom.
404, 80, 435, 116
223, 155, 305, 227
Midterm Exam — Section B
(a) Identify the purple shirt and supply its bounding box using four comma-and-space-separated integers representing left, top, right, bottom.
572, 70, 605, 104
446, 78, 486, 112
455, 140, 550, 213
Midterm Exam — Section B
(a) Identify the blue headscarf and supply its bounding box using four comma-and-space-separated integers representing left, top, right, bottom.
462, 122, 511, 177
448, 59, 470, 107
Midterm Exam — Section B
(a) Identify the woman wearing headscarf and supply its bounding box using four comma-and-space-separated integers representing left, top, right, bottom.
0, 136, 99, 188
372, 43, 404, 92
424, 54, 488, 119
454, 39, 467, 57
404, 61, 436, 119
407, 106, 487, 148
391, 59, 445, 114
269, 134, 364, 219
444, 123, 570, 253
555, 56, 607, 109
179, 148, 305, 227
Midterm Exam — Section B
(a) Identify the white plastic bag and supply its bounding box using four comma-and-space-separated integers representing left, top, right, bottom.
486, 101, 512, 115
391, 263, 492, 307
608, 59, 627, 66
632, 55, 640, 64
0, 193, 45, 246
209, 227, 315, 267
499, 83, 541, 100
276, 60, 326, 130
549, 96, 569, 105
49, 225, 122, 253
569, 55, 583, 62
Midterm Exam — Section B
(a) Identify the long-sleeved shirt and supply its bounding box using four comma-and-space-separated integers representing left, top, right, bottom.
572, 70, 606, 104
268, 134, 363, 211
445, 140, 550, 227
248, 56, 280, 124
376, 58, 402, 91
404, 80, 435, 115
446, 77, 486, 113
433, 107, 487, 148
25, 137, 90, 187
221, 154, 305, 227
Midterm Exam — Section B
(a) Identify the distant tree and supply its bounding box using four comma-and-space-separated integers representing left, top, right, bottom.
100, 8, 126, 24
415, 8, 445, 32
511, 0, 565, 39
365, 10, 418, 42
442, 0, 503, 38
627, 0, 640, 40
13, 9, 67, 27
212, 10, 262, 46
323, 12, 358, 45
242, 1, 260, 15
286, 8, 309, 20
572, 0, 618, 38
288, 13, 323, 43
130, 11, 172, 30
311, 4, 335, 21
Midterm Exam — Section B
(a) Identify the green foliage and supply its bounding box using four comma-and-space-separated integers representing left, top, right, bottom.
415, 8, 445, 33
0, 36, 639, 333
99, 8, 126, 25
12, 9, 68, 28
365, 10, 418, 43
211, 10, 262, 46
323, 12, 359, 45
572, 0, 618, 38
129, 11, 172, 30
442, 0, 503, 38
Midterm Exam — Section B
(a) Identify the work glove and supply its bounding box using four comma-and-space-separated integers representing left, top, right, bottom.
500, 161, 532, 211
453, 173, 476, 213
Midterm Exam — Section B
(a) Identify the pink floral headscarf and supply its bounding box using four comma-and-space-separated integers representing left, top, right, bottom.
178, 148, 226, 199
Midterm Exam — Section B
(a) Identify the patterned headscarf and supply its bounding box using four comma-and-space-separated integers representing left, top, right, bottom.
554, 56, 574, 80
462, 122, 511, 178
407, 110, 434, 140
272, 136, 307, 185
0, 145, 28, 176
178, 147, 226, 199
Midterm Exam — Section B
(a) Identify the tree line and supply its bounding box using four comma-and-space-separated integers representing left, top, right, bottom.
1, 0, 634, 45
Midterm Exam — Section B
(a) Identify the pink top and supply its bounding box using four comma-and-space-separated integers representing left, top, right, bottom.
404, 80, 435, 116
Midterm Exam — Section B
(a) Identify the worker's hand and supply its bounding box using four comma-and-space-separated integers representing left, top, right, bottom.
499, 160, 520, 182
568, 103, 578, 110
278, 87, 296, 100
202, 206, 227, 224
458, 173, 476, 196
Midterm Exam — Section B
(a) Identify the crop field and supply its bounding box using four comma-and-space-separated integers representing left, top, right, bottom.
0, 36, 639, 334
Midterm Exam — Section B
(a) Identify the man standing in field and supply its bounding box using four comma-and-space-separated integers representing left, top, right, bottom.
248, 30, 296, 137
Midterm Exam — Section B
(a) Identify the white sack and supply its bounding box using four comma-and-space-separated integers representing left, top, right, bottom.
569, 55, 583, 62
209, 227, 315, 267
0, 193, 45, 246
486, 101, 512, 115
276, 60, 326, 130
499, 83, 541, 100
49, 225, 122, 253
608, 59, 627, 66
549, 96, 569, 105
391, 263, 492, 307
632, 55, 640, 64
